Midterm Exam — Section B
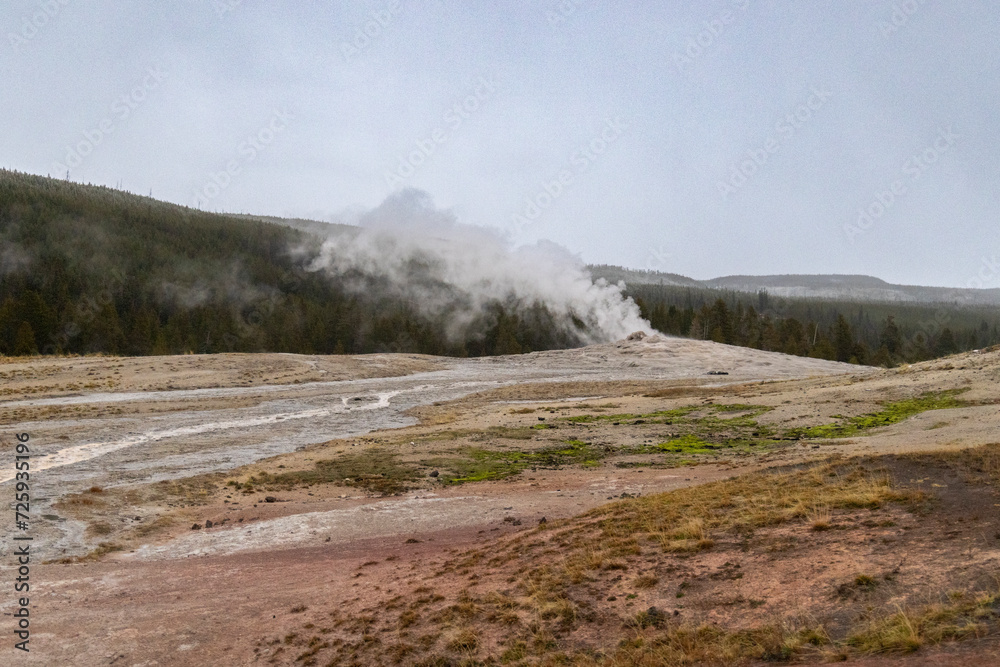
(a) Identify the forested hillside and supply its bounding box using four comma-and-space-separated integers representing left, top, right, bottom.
625, 283, 1000, 367
4, 170, 998, 365
0, 170, 581, 357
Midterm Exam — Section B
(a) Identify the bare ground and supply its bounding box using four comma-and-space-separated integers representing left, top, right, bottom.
2, 340, 1000, 665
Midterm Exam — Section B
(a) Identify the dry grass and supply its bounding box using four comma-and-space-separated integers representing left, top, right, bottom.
562, 460, 921, 565
809, 506, 833, 531
276, 456, 938, 665
255, 440, 1000, 666
87, 521, 113, 536
573, 623, 829, 665
236, 449, 419, 495
265, 583, 1000, 666
446, 459, 924, 656
847, 591, 1000, 654
917, 442, 1000, 482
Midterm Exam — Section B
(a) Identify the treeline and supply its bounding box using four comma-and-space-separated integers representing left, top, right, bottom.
5, 169, 998, 365
0, 170, 582, 357
628, 283, 1000, 366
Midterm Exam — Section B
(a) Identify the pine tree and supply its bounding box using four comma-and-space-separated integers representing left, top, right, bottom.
833, 314, 854, 362
710, 298, 733, 344
760, 317, 782, 351
907, 332, 929, 362
13, 321, 38, 356
934, 328, 957, 357
879, 316, 902, 356
780, 318, 807, 356
850, 341, 870, 365
809, 334, 836, 361
493, 316, 522, 355
871, 344, 892, 368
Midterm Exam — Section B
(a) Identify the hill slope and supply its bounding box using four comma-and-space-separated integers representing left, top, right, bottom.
0, 170, 588, 357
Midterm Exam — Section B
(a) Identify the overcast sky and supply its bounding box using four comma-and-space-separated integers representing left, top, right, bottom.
3, 0, 998, 288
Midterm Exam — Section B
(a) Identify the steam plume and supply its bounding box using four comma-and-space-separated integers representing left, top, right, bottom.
307, 189, 651, 345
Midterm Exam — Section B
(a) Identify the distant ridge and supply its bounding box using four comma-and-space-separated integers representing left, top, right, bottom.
589, 266, 1000, 307
706, 274, 891, 289
587, 265, 703, 288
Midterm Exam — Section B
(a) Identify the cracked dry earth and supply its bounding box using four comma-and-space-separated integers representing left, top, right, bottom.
1, 337, 1000, 665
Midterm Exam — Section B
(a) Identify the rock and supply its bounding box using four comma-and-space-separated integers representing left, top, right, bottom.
204, 520, 213, 528
265, 496, 277, 503
428, 470, 439, 478
538, 517, 547, 524
191, 523, 202, 530
627, 331, 647, 341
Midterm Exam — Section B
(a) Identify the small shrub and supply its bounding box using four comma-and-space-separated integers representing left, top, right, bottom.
446, 627, 479, 652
